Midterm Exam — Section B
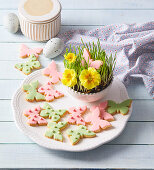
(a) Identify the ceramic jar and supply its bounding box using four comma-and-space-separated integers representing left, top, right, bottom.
18, 0, 61, 41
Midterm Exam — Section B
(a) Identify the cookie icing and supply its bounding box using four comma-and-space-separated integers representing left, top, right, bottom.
24, 105, 41, 117
81, 48, 103, 69
27, 114, 48, 126
23, 105, 47, 126
67, 125, 96, 145
15, 54, 41, 75
20, 44, 43, 58
85, 107, 111, 132
43, 60, 62, 84
107, 99, 132, 115
45, 121, 68, 142
23, 80, 45, 102
91, 101, 114, 121
40, 103, 67, 122
38, 81, 64, 102
67, 106, 87, 125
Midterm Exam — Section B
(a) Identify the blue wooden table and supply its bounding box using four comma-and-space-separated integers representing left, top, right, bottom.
0, 0, 154, 169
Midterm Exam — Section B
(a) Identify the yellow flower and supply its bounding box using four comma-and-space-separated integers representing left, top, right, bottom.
79, 67, 101, 90
61, 69, 77, 87
64, 53, 77, 63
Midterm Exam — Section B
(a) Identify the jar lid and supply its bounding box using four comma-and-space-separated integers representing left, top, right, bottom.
18, 0, 61, 23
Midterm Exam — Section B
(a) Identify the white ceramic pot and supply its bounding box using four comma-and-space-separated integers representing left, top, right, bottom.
66, 80, 113, 102
18, 0, 61, 41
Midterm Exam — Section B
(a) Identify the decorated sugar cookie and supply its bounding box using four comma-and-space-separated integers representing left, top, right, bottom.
99, 101, 114, 121
38, 81, 64, 102
23, 105, 47, 126
15, 54, 41, 75
20, 44, 43, 58
22, 80, 45, 102
45, 121, 68, 142
85, 107, 111, 132
107, 99, 132, 115
40, 103, 67, 122
81, 48, 103, 69
27, 114, 48, 126
91, 101, 114, 121
67, 106, 87, 125
67, 125, 96, 145
43, 60, 62, 84
24, 105, 41, 117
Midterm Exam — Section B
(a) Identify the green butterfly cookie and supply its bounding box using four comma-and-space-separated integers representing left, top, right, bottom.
45, 121, 68, 142
40, 103, 67, 122
67, 125, 96, 145
107, 99, 132, 115
15, 54, 41, 75
23, 80, 45, 102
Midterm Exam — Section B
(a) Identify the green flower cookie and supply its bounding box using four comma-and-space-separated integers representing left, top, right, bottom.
15, 54, 41, 75
67, 125, 96, 145
23, 80, 45, 102
107, 99, 132, 115
40, 103, 67, 122
45, 121, 68, 142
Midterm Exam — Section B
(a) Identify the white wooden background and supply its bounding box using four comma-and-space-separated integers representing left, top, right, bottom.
0, 0, 154, 169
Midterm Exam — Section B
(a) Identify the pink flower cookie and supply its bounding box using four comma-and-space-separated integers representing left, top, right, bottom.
23, 106, 47, 126
85, 107, 111, 133
68, 106, 87, 125
91, 101, 114, 121
20, 44, 43, 58
81, 48, 103, 69
38, 82, 64, 102
43, 61, 62, 84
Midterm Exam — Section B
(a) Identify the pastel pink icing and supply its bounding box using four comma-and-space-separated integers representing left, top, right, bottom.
24, 106, 41, 117
23, 106, 47, 126
20, 44, 43, 58
81, 48, 103, 69
68, 106, 87, 125
85, 107, 111, 132
38, 81, 64, 102
91, 101, 114, 121
43, 61, 62, 84
27, 114, 47, 126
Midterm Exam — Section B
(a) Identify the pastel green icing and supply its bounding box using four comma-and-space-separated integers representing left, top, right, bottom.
23, 80, 45, 101
67, 125, 96, 145
40, 103, 66, 122
15, 54, 41, 75
107, 99, 132, 115
45, 121, 67, 142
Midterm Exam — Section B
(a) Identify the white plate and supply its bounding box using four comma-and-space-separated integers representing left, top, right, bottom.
12, 63, 132, 152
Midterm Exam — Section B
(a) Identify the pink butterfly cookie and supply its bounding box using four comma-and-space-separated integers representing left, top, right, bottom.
20, 44, 43, 58
24, 105, 41, 117
91, 101, 114, 121
27, 114, 48, 126
81, 48, 103, 69
85, 107, 111, 132
67, 106, 87, 125
38, 81, 64, 102
43, 61, 62, 84
23, 106, 47, 126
